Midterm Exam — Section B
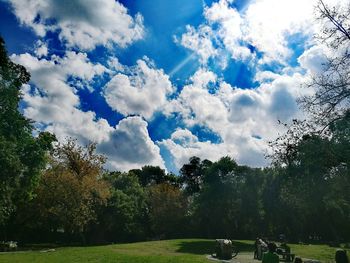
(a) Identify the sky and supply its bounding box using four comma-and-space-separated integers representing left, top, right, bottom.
0, 0, 343, 173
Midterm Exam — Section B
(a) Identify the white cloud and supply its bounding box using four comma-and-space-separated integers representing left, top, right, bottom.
64, 52, 106, 81
99, 116, 165, 172
34, 40, 48, 57
159, 128, 235, 170
254, 71, 281, 83
178, 0, 251, 68
9, 0, 344, 173
164, 69, 228, 133
244, 0, 315, 64
179, 25, 218, 64
11, 53, 166, 172
107, 57, 125, 73
103, 59, 174, 119
8, 0, 144, 50
13, 51, 107, 89
161, 68, 308, 169
244, 0, 346, 65
298, 45, 329, 75
190, 68, 217, 87
11, 52, 110, 144
177, 0, 346, 68
204, 0, 251, 61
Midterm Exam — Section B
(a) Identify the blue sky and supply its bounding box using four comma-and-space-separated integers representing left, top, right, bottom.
0, 0, 336, 173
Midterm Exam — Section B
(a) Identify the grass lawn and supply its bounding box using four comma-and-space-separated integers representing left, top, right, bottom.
0, 239, 347, 263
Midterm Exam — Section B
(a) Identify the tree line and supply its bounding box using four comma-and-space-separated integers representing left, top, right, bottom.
0, 0, 349, 245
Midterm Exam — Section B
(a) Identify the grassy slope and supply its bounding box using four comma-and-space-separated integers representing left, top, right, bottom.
289, 243, 347, 262
0, 239, 213, 263
0, 239, 347, 263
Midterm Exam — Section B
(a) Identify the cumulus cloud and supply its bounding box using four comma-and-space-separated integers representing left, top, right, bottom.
107, 57, 125, 73
8, 0, 341, 173
103, 59, 174, 119
244, 0, 346, 64
178, 0, 251, 68
161, 68, 308, 169
204, 0, 251, 61
159, 128, 235, 170
298, 45, 329, 75
164, 69, 228, 132
179, 25, 218, 64
11, 52, 110, 144
177, 0, 348, 68
11, 53, 166, 172
13, 51, 107, 91
99, 116, 165, 171
34, 40, 48, 57
8, 0, 144, 50
244, 0, 314, 64
254, 71, 282, 83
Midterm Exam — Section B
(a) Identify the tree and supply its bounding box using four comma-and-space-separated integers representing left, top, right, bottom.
179, 156, 212, 195
0, 36, 55, 227
147, 183, 188, 239
267, 119, 318, 167
299, 0, 350, 127
268, 1, 350, 241
193, 157, 242, 238
130, 166, 166, 187
272, 112, 350, 241
130, 165, 180, 187
27, 140, 110, 243
93, 171, 147, 242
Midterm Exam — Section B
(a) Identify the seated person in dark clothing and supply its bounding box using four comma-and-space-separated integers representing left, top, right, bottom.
262, 243, 279, 263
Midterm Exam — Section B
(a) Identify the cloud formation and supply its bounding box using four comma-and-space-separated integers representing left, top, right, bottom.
103, 59, 174, 119
8, 0, 144, 50
177, 0, 339, 67
99, 116, 166, 171
5, 0, 344, 172
160, 67, 306, 169
159, 128, 235, 169
11, 52, 164, 172
11, 52, 110, 143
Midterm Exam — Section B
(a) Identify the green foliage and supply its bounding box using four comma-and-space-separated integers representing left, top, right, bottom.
93, 171, 147, 242
147, 183, 188, 239
18, 140, 111, 243
267, 112, 350, 241
179, 156, 212, 195
0, 37, 55, 226
192, 157, 264, 239
130, 165, 179, 187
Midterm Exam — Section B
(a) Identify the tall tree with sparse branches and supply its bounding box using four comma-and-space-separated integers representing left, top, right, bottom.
299, 0, 350, 128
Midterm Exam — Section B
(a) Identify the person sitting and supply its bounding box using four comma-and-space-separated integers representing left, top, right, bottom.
262, 242, 279, 263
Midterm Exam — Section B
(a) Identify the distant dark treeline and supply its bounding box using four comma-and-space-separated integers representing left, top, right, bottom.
2, 116, 350, 244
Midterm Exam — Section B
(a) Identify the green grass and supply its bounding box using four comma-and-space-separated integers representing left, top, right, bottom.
289, 243, 348, 262
0, 239, 213, 263
0, 239, 347, 263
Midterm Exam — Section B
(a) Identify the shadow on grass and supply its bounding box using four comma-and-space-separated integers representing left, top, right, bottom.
176, 240, 215, 255
231, 241, 255, 252
176, 240, 255, 255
